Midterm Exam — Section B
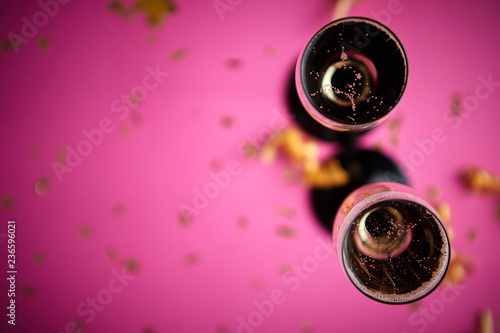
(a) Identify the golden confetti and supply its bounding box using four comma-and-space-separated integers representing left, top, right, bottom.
220, 116, 234, 128
1, 196, 14, 210
387, 117, 402, 147
32, 251, 45, 265
276, 204, 297, 220
236, 216, 250, 230
426, 186, 442, 203
408, 300, 421, 313
462, 167, 500, 194
108, 0, 137, 19
130, 111, 144, 126
466, 228, 477, 243
495, 204, 500, 221
119, 124, 131, 139
276, 263, 291, 275
242, 141, 260, 160
77, 224, 93, 238
124, 258, 140, 273
248, 279, 264, 291
478, 309, 494, 333
300, 319, 315, 333
56, 146, 68, 164
443, 252, 475, 287
169, 48, 188, 61
436, 202, 451, 225
30, 144, 42, 158
225, 58, 243, 70
209, 158, 222, 172
183, 252, 201, 266
19, 285, 37, 298
451, 92, 462, 117
303, 158, 350, 188
178, 211, 192, 227
107, 246, 120, 262
112, 203, 127, 217
372, 139, 384, 153
124, 93, 142, 108
38, 36, 49, 50
276, 225, 297, 239
35, 176, 51, 196
264, 45, 278, 57
0, 39, 20, 53
135, 0, 176, 26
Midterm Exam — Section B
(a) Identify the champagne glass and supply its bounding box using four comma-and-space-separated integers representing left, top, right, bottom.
295, 17, 408, 132
333, 182, 450, 304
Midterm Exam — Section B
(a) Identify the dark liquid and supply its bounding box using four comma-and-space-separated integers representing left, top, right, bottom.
299, 18, 407, 126
342, 199, 448, 303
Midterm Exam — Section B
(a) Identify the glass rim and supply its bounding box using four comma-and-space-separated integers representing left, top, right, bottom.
295, 16, 409, 132
334, 185, 450, 304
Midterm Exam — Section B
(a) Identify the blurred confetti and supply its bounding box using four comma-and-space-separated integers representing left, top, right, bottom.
142, 327, 156, 333
178, 211, 192, 227
220, 115, 235, 128
225, 58, 243, 70
461, 167, 500, 194
169, 47, 188, 61
35, 176, 51, 197
119, 124, 132, 139
130, 111, 144, 127
387, 117, 402, 147
135, 0, 176, 26
248, 279, 264, 291
19, 285, 37, 298
1, 196, 14, 210
426, 186, 442, 203
37, 36, 50, 51
56, 146, 69, 164
264, 45, 278, 57
77, 224, 93, 238
29, 144, 42, 159
477, 308, 494, 333
242, 141, 260, 160
112, 203, 127, 218
124, 258, 140, 273
466, 228, 478, 243
276, 225, 297, 239
215, 325, 230, 333
236, 216, 250, 230
183, 252, 201, 266
451, 92, 463, 117
276, 204, 297, 220
300, 319, 315, 333
32, 251, 45, 265
276, 263, 291, 275
106, 246, 120, 262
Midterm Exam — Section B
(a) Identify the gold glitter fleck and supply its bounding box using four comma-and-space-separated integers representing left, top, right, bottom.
19, 285, 37, 298
1, 196, 14, 210
32, 251, 45, 265
466, 228, 477, 243
276, 225, 297, 239
477, 308, 494, 333
249, 279, 264, 291
276, 204, 296, 220
462, 167, 500, 194
35, 176, 51, 196
108, 0, 137, 19
30, 144, 42, 158
184, 252, 201, 266
130, 111, 144, 127
112, 203, 127, 217
236, 216, 250, 230
107, 246, 120, 262
436, 202, 451, 225
264, 45, 278, 57
220, 116, 234, 128
276, 263, 291, 275
77, 224, 93, 238
387, 117, 402, 147
225, 58, 243, 70
242, 141, 260, 160
57, 147, 69, 164
170, 48, 188, 61
38, 36, 49, 50
124, 258, 140, 273
451, 92, 462, 117
427, 186, 442, 203
300, 319, 315, 333
119, 124, 131, 139
179, 211, 192, 227
125, 93, 142, 108
209, 158, 222, 172
135, 0, 176, 26
495, 204, 500, 221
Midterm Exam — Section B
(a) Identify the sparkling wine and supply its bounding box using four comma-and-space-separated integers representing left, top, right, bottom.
296, 17, 408, 131
334, 183, 450, 304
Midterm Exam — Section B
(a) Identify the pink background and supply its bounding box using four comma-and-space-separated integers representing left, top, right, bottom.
1, 0, 499, 332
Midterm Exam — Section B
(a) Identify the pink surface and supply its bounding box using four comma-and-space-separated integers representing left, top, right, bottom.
0, 0, 499, 332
